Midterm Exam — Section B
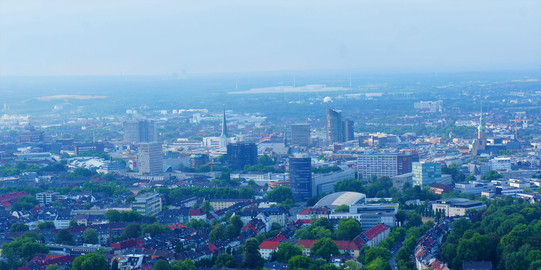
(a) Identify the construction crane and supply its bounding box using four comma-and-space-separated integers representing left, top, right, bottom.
510, 117, 532, 140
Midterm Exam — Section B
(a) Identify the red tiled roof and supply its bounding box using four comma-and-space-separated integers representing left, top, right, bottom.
168, 224, 187, 230
298, 208, 310, 215
363, 224, 388, 240
298, 239, 316, 249
207, 243, 218, 253
298, 239, 361, 251
259, 241, 281, 250
270, 233, 287, 242
189, 208, 204, 216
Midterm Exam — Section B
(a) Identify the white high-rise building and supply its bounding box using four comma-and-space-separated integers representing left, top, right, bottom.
138, 142, 163, 175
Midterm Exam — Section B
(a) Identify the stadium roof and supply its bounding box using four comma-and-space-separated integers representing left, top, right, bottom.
314, 192, 366, 208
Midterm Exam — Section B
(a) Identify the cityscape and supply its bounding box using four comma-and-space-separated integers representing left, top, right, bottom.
1, 1, 541, 270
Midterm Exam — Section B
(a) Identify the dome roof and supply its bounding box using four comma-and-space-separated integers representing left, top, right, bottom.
314, 192, 366, 208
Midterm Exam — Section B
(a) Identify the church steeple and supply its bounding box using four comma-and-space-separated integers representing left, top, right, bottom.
220, 107, 228, 138
478, 103, 486, 144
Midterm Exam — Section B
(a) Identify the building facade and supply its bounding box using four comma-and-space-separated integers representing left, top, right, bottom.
123, 119, 157, 143
291, 123, 311, 147
289, 155, 312, 201
357, 151, 419, 180
412, 162, 442, 186
226, 142, 258, 170
138, 142, 163, 175
132, 193, 162, 216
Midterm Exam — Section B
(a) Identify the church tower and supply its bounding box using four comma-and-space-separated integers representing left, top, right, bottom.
477, 105, 487, 150
219, 107, 228, 151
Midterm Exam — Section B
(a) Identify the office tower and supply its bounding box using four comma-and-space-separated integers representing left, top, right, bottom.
138, 142, 163, 175
289, 154, 312, 201
342, 119, 354, 142
412, 162, 442, 186
226, 142, 258, 170
291, 123, 310, 147
123, 120, 157, 143
326, 109, 343, 142
357, 151, 419, 180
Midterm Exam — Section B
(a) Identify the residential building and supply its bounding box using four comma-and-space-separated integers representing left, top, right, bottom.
132, 192, 162, 216
289, 154, 312, 201
412, 162, 442, 187
138, 142, 163, 175
36, 192, 60, 205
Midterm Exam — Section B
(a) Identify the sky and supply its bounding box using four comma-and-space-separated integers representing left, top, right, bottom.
1, 0, 540, 76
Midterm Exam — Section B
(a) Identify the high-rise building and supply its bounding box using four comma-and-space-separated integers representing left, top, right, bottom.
138, 142, 163, 175
357, 151, 419, 180
123, 120, 157, 143
291, 123, 310, 147
326, 109, 343, 142
289, 154, 312, 201
226, 142, 258, 170
412, 162, 442, 186
342, 119, 354, 142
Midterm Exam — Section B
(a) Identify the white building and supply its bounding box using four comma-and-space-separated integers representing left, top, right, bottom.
138, 142, 163, 175
490, 157, 511, 171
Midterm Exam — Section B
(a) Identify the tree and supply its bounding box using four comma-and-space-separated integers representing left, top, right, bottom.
105, 209, 121, 223
69, 220, 79, 228
334, 204, 349, 213
142, 223, 170, 237
481, 170, 503, 181
45, 265, 60, 270
209, 224, 225, 242
37, 221, 55, 230
288, 255, 313, 270
311, 238, 339, 261
214, 253, 236, 268
312, 217, 333, 231
333, 218, 362, 240
12, 195, 39, 211
200, 200, 213, 213
171, 259, 196, 270
10, 222, 29, 233
241, 238, 263, 268
275, 242, 302, 263
83, 228, 99, 244
266, 186, 295, 208
153, 259, 171, 270
364, 246, 391, 264
1, 236, 48, 268
364, 257, 391, 270
226, 215, 243, 239
55, 229, 75, 245
71, 253, 108, 270
121, 223, 141, 239
334, 178, 364, 193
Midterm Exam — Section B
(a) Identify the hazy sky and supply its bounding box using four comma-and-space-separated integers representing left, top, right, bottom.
1, 0, 540, 76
